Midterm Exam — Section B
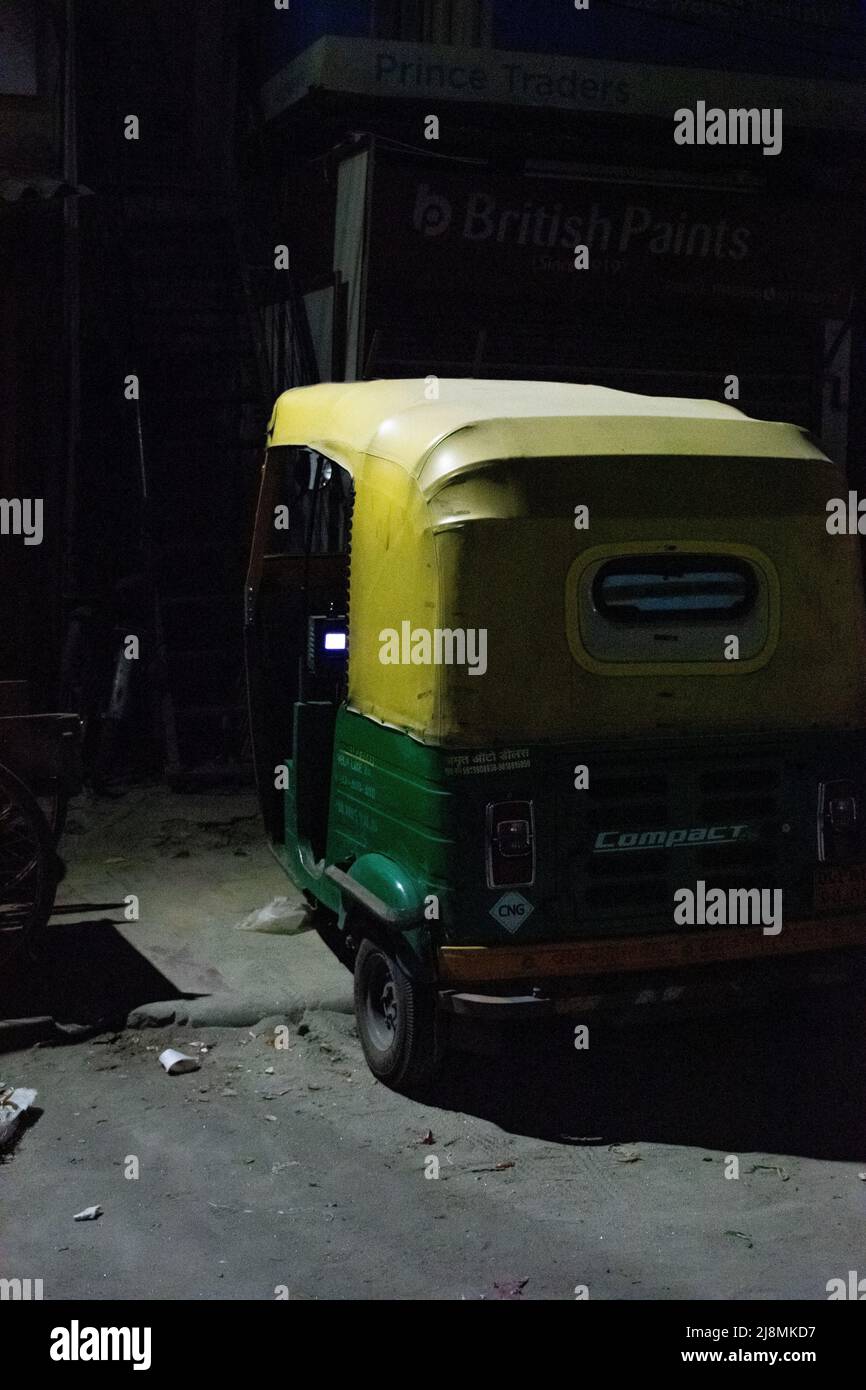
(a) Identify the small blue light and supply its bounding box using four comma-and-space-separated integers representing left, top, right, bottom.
324, 632, 347, 651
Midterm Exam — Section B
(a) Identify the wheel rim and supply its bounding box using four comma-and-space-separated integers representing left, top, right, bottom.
0, 794, 42, 892
363, 952, 400, 1053
0, 765, 53, 949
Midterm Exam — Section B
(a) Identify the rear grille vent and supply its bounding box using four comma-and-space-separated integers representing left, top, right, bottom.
698, 768, 780, 795
563, 754, 787, 928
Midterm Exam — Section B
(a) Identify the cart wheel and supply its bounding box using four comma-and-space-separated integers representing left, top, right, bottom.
0, 762, 57, 961
354, 935, 440, 1092
37, 784, 69, 847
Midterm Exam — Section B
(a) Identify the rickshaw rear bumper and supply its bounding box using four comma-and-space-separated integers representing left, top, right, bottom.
440, 990, 554, 1019
436, 914, 866, 1021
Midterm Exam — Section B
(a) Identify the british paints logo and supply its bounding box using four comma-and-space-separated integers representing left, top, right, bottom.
410, 180, 751, 260
413, 182, 453, 236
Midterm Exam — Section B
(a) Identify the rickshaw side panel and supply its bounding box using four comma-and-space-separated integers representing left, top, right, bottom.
321, 711, 866, 960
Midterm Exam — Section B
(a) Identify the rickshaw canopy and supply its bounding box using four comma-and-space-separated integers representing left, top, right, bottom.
265, 380, 863, 746
267, 378, 826, 487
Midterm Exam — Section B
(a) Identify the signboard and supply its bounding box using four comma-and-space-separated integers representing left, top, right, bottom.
262, 34, 866, 132
0, 0, 37, 96
364, 156, 862, 318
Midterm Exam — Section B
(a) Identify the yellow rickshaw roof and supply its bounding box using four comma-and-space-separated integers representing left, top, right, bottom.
263, 379, 853, 745
267, 378, 827, 485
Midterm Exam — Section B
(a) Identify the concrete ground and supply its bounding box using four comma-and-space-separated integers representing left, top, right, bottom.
2, 784, 866, 1300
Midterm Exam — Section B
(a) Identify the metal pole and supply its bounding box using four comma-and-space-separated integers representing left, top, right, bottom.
61, 0, 80, 636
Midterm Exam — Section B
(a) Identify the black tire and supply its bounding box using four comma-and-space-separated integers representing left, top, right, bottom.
354, 935, 439, 1092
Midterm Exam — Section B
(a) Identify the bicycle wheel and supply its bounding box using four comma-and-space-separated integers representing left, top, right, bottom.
0, 761, 56, 962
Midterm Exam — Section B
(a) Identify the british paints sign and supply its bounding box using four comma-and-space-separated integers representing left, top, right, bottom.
364, 156, 861, 316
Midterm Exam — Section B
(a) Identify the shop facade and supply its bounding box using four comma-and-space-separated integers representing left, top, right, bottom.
256, 1, 866, 464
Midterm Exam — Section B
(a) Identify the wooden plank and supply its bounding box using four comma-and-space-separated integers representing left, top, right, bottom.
0, 682, 29, 716
0, 714, 82, 791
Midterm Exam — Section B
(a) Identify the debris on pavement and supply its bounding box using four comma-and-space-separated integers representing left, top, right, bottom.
725, 1230, 754, 1248
235, 897, 312, 935
491, 1277, 529, 1299
610, 1145, 641, 1163
73, 1205, 103, 1222
159, 1048, 201, 1075
0, 1086, 38, 1152
747, 1162, 790, 1182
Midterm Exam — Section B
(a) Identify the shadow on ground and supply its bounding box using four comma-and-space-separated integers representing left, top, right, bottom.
431, 990, 866, 1163
0, 918, 188, 1032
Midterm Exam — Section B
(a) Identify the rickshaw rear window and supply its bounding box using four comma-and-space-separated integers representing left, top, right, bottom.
593, 556, 756, 623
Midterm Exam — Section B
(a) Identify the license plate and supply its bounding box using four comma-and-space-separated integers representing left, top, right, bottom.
814, 863, 866, 912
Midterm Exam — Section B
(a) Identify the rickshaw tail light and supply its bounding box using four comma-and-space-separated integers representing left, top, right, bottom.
486, 800, 535, 887
818, 779, 860, 863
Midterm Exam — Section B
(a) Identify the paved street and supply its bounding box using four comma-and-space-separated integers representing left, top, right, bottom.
2, 788, 865, 1300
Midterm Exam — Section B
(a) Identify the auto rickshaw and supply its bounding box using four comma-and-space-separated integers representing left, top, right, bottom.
245, 378, 866, 1091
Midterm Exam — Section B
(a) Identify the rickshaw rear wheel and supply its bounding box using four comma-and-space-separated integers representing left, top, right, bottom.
354, 936, 439, 1092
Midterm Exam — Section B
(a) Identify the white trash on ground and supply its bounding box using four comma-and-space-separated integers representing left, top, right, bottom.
0, 1086, 37, 1151
234, 897, 311, 935
73, 1205, 102, 1222
158, 1048, 201, 1075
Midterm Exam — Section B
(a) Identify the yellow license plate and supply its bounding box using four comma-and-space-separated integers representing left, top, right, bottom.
814, 863, 866, 912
